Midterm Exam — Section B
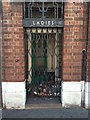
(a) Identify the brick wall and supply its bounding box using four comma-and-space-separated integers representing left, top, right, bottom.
2, 2, 25, 82
63, 2, 87, 82
1, 2, 90, 83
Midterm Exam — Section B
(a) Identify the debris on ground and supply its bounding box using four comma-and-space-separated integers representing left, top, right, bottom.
27, 78, 61, 97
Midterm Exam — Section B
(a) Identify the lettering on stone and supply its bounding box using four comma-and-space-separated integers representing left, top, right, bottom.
31, 20, 60, 26
23, 19, 64, 27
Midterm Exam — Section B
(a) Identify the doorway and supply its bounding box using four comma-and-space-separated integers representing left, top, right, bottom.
24, 28, 63, 105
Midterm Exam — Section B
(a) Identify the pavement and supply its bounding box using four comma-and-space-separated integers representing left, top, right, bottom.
0, 95, 90, 119
0, 91, 89, 119
2, 107, 89, 119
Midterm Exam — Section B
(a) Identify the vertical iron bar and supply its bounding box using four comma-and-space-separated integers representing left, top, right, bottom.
57, 4, 58, 19
61, 0, 63, 18
51, 34, 54, 70
54, 1, 58, 19
30, 5, 32, 18
23, 1, 25, 18
0, 0, 2, 108
42, 2, 45, 18
28, 3, 30, 18
29, 1, 34, 18
53, 1, 56, 18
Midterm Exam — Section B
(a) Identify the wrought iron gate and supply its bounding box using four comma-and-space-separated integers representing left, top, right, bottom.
23, 1, 64, 28
24, 28, 63, 97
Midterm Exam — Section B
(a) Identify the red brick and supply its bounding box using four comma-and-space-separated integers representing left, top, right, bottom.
63, 2, 87, 82
2, 2, 25, 82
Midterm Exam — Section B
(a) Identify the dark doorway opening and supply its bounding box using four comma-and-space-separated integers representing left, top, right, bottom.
24, 28, 63, 106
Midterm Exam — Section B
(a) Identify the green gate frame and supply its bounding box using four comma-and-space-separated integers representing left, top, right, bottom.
31, 33, 47, 85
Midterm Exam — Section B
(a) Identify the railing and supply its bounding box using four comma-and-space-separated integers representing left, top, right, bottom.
23, 1, 64, 19
23, 1, 64, 27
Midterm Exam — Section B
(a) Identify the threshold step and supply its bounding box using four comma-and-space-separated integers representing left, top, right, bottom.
26, 103, 62, 109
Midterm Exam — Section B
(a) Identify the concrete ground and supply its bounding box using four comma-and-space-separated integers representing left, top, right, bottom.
1, 95, 90, 119
2, 107, 89, 119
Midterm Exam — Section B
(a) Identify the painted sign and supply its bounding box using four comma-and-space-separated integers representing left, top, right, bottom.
23, 18, 64, 27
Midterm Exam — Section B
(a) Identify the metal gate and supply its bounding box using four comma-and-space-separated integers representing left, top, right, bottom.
24, 28, 63, 97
